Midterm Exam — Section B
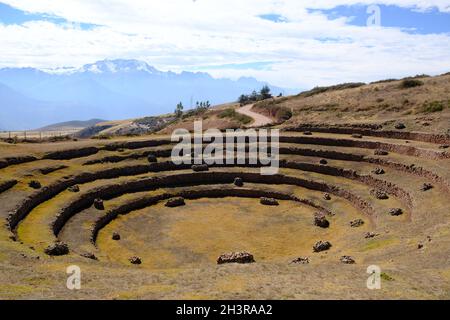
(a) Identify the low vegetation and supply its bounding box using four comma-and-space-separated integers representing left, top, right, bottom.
420, 100, 449, 113
298, 82, 365, 98
253, 98, 292, 122
218, 108, 253, 124
400, 79, 424, 89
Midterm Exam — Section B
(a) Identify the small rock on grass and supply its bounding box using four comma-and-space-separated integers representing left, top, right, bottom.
290, 257, 310, 265
340, 256, 356, 264
112, 232, 121, 241
350, 219, 365, 228
129, 256, 142, 265
389, 208, 403, 216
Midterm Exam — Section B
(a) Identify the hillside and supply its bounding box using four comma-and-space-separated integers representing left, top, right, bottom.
250, 73, 450, 134
37, 119, 106, 131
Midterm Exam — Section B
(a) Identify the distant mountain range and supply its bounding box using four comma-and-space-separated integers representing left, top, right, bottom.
0, 59, 292, 130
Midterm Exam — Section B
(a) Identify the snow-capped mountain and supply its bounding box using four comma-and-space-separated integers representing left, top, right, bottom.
0, 59, 292, 130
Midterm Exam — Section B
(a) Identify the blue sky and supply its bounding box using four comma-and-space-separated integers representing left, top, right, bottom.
0, 1, 450, 88
312, 4, 450, 34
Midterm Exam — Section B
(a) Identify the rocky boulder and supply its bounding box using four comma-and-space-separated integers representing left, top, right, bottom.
112, 232, 121, 241
314, 212, 330, 228
290, 257, 310, 265
420, 183, 433, 191
68, 185, 80, 193
94, 198, 104, 210
350, 219, 365, 228
234, 177, 244, 187
371, 189, 389, 200
165, 197, 186, 208
29, 180, 41, 189
45, 242, 69, 256
217, 252, 255, 265
323, 193, 331, 200
372, 168, 385, 175
389, 208, 403, 216
260, 197, 279, 206
313, 241, 332, 253
147, 154, 158, 163
129, 256, 142, 265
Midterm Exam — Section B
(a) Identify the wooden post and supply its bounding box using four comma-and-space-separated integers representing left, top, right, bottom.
24, 131, 27, 140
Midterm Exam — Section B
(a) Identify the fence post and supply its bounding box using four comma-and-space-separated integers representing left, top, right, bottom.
24, 131, 27, 140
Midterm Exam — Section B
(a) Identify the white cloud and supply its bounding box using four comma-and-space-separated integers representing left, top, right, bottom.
0, 0, 450, 88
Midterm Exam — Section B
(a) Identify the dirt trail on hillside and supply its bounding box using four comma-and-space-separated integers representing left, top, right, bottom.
236, 104, 274, 127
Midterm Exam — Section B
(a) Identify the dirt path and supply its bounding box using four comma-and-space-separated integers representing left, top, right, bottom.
236, 104, 274, 127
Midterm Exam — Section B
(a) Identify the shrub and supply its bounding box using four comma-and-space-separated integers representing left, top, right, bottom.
400, 79, 423, 89
421, 101, 445, 113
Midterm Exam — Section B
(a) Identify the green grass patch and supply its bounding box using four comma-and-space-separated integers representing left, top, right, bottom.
381, 272, 395, 282
421, 101, 448, 113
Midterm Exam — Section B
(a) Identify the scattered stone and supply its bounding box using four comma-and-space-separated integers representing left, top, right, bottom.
319, 159, 328, 165
303, 131, 312, 136
340, 256, 356, 264
45, 242, 69, 256
290, 257, 310, 265
29, 180, 41, 189
395, 123, 406, 130
81, 253, 98, 260
165, 197, 186, 208
313, 241, 332, 253
314, 212, 330, 228
147, 154, 157, 163
68, 185, 80, 193
420, 183, 433, 192
129, 256, 142, 265
192, 164, 209, 172
374, 149, 389, 156
439, 145, 449, 149
389, 208, 403, 216
94, 198, 104, 210
234, 177, 244, 187
422, 122, 430, 127
372, 168, 385, 175
112, 232, 121, 241
417, 243, 424, 250
350, 219, 365, 228
323, 193, 331, 200
370, 189, 389, 200
364, 232, 379, 239
260, 197, 279, 206
217, 252, 255, 264
352, 133, 363, 139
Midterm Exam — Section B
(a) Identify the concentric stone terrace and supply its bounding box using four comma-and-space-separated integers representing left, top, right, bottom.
0, 127, 449, 299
